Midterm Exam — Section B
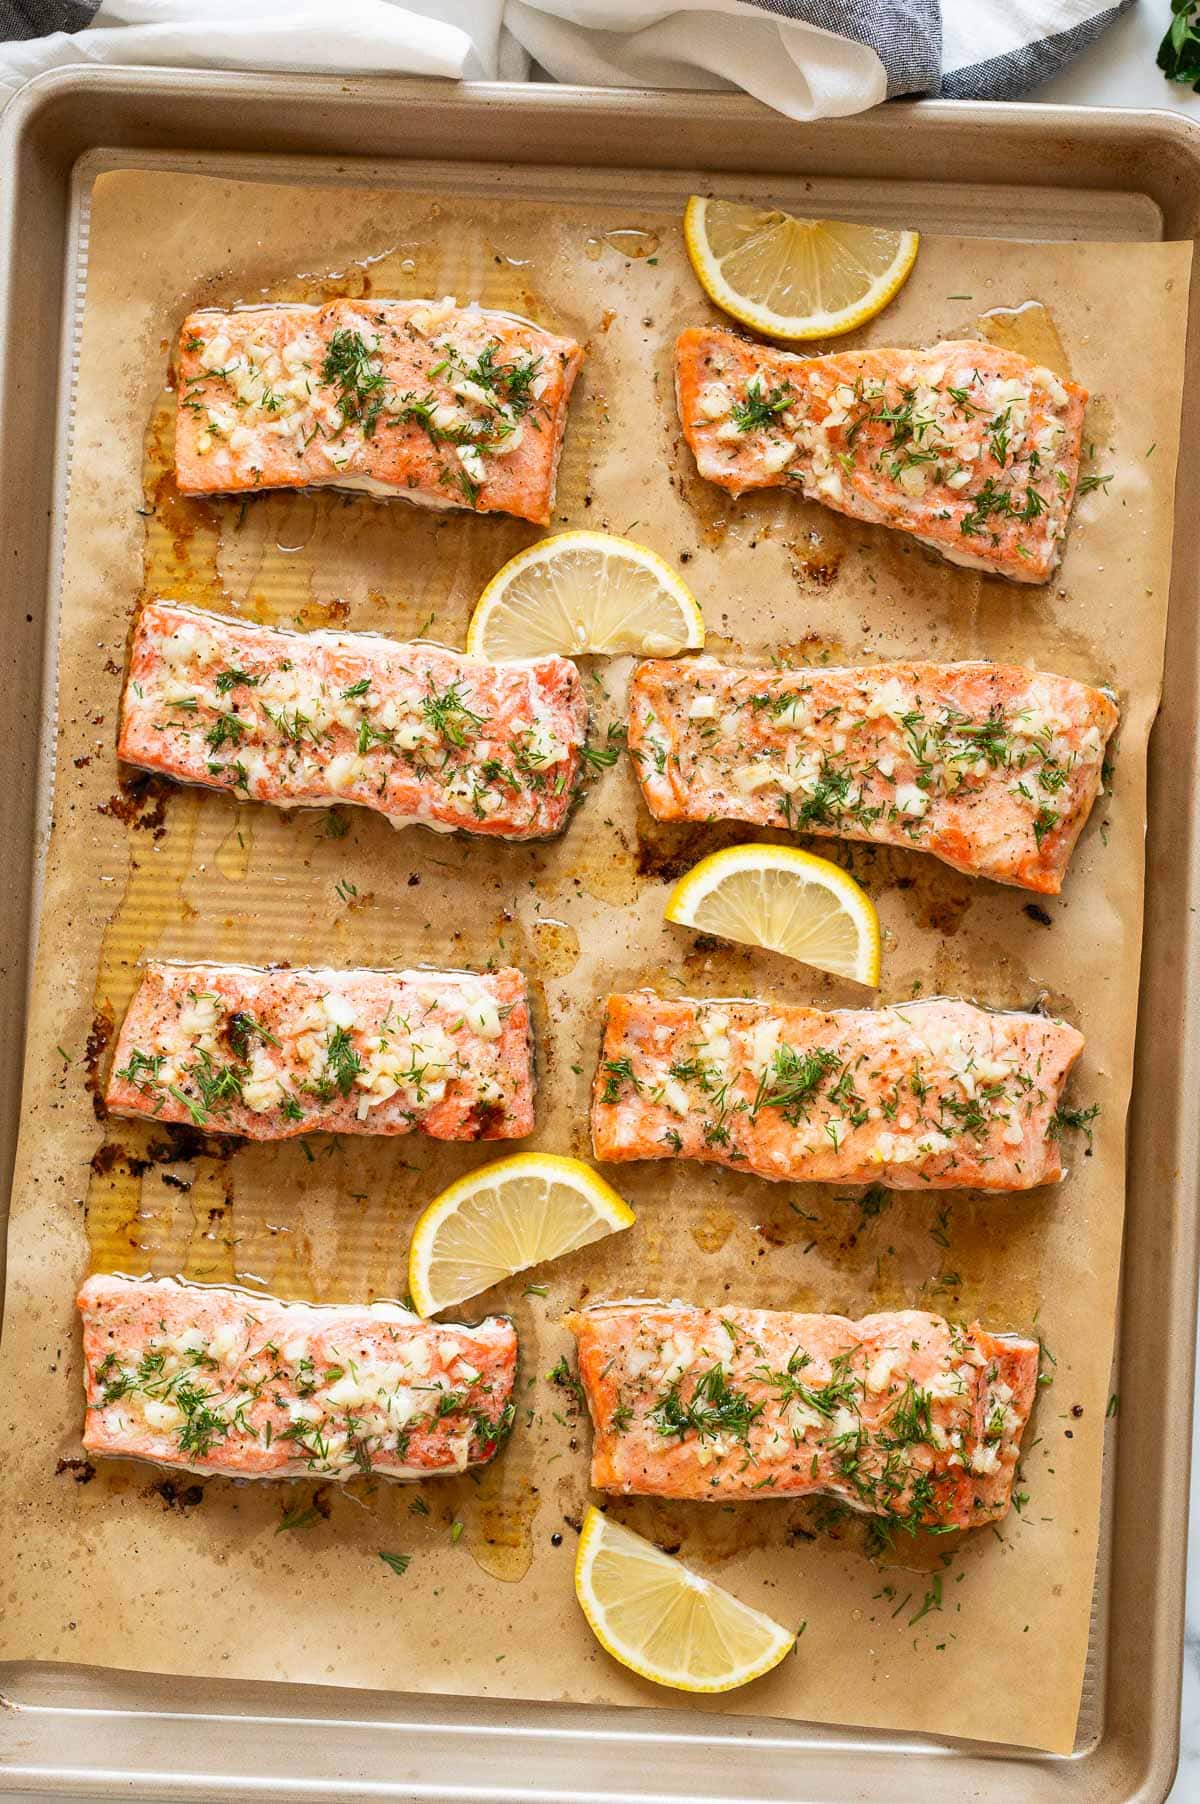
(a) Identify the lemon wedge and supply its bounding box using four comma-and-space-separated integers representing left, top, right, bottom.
465, 530, 704, 659
664, 843, 880, 986
684, 196, 919, 341
407, 1152, 634, 1316
574, 1507, 795, 1693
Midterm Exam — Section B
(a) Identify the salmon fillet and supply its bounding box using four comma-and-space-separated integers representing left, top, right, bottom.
675, 327, 1088, 583
570, 1300, 1038, 1528
106, 961, 535, 1141
630, 656, 1117, 894
79, 1274, 517, 1481
120, 600, 587, 840
592, 992, 1083, 1190
176, 297, 583, 526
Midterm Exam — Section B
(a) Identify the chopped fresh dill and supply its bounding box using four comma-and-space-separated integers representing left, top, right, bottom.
322, 329, 388, 437
731, 379, 792, 433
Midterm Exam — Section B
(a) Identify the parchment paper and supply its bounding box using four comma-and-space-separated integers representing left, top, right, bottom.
0, 167, 1189, 1756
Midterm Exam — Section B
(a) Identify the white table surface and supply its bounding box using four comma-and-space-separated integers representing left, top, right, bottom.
1028, 0, 1198, 112
1032, 8, 1198, 1797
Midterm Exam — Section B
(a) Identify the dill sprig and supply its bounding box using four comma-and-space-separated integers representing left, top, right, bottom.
731, 378, 792, 433
322, 328, 388, 438
421, 681, 486, 748
650, 1362, 762, 1446
751, 1043, 840, 1124
320, 1027, 362, 1099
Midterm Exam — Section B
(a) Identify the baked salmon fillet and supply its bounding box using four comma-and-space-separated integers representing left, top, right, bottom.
120, 600, 587, 840
675, 327, 1088, 582
106, 961, 535, 1141
592, 992, 1083, 1190
569, 1300, 1038, 1528
177, 297, 583, 526
629, 656, 1118, 894
79, 1274, 517, 1480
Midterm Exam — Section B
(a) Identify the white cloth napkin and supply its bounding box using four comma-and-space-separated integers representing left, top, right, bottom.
0, 0, 1132, 122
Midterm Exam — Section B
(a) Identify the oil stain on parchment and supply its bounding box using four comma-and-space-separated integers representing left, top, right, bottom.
81, 211, 1104, 1600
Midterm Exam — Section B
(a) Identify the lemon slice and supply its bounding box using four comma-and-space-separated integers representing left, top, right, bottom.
408, 1152, 634, 1316
664, 843, 880, 986
575, 1508, 795, 1693
684, 196, 919, 341
465, 530, 705, 659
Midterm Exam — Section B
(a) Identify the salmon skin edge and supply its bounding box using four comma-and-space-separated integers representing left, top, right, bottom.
568, 1299, 1039, 1526
590, 990, 1086, 1192
78, 1273, 519, 1482
674, 327, 1088, 585
118, 599, 589, 843
626, 654, 1119, 896
175, 298, 584, 527
104, 959, 538, 1143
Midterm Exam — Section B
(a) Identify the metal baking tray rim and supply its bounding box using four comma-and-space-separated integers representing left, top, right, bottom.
0, 68, 1196, 1804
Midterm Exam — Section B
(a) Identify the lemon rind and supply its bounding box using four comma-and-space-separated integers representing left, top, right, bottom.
408, 1152, 635, 1316
664, 843, 881, 987
684, 196, 919, 343
465, 530, 705, 658
574, 1507, 795, 1694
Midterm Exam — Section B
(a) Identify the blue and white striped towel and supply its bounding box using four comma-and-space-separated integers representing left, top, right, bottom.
0, 0, 1134, 120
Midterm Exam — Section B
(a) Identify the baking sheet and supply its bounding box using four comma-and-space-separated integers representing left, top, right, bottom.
0, 166, 1189, 1756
